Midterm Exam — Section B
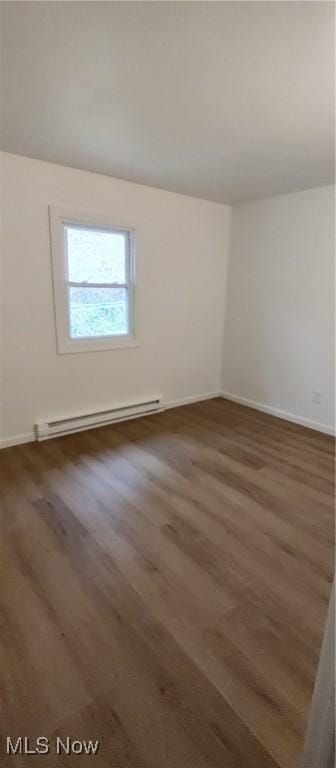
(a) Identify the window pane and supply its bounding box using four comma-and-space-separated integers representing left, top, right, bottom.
66, 226, 127, 283
69, 287, 128, 338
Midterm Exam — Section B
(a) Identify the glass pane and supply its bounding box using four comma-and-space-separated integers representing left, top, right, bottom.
66, 226, 127, 283
69, 286, 128, 338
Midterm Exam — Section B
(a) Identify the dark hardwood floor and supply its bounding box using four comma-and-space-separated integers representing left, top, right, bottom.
1, 398, 334, 767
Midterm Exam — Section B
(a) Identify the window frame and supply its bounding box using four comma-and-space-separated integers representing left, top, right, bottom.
49, 206, 138, 354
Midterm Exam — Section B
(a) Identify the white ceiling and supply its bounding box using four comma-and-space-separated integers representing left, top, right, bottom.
1, 1, 334, 204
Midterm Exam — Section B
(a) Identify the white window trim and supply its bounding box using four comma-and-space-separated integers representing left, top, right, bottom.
49, 206, 138, 354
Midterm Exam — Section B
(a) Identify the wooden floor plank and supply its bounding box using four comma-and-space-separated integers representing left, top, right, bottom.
1, 399, 334, 767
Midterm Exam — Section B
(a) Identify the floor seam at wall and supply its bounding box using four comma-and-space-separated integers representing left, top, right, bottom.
0, 432, 36, 449
3, 389, 333, 448
0, 391, 222, 449
220, 391, 335, 436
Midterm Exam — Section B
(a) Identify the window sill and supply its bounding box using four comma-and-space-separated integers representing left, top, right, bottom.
56, 337, 140, 355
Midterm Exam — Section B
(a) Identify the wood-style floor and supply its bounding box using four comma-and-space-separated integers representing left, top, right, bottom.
1, 398, 334, 767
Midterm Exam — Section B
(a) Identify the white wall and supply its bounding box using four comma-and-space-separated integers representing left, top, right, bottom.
222, 185, 335, 433
1, 154, 334, 445
1, 152, 231, 445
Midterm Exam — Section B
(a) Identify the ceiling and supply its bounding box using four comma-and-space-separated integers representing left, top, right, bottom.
1, 1, 334, 204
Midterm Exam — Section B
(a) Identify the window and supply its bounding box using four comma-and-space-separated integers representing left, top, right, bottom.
49, 207, 136, 353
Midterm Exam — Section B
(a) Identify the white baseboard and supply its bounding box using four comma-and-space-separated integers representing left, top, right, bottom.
165, 391, 221, 410
1, 391, 333, 447
0, 431, 35, 449
220, 391, 335, 436
0, 391, 222, 450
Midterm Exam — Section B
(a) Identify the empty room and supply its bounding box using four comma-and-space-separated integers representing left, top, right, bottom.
0, 2, 334, 767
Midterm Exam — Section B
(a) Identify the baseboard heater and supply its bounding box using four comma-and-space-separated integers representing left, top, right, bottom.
35, 396, 164, 441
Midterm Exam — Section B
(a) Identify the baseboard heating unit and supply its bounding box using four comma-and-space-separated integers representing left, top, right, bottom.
35, 396, 164, 441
